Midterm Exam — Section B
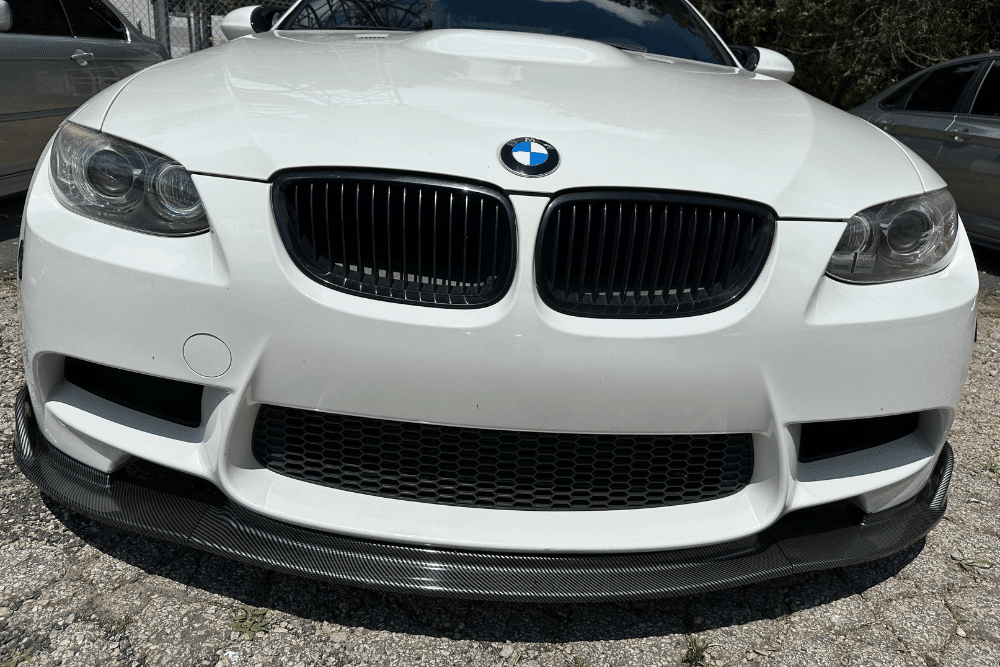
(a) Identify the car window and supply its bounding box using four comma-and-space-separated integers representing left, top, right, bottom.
905, 62, 980, 114
281, 0, 734, 65
970, 61, 1000, 117
61, 0, 127, 40
4, 0, 73, 36
879, 76, 921, 111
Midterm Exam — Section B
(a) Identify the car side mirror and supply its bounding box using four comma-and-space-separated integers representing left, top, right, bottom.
754, 47, 795, 82
0, 1, 13, 33
731, 45, 795, 83
729, 45, 795, 83
220, 5, 284, 41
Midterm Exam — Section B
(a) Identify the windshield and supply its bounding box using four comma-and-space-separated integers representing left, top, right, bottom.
280, 0, 733, 65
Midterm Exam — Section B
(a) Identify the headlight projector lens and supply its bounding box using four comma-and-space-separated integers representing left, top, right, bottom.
85, 149, 135, 197
886, 211, 931, 256
148, 163, 205, 222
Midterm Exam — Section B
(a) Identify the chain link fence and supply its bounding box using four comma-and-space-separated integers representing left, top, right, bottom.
108, 0, 294, 58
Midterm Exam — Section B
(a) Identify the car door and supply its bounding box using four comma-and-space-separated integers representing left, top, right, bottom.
882, 61, 983, 168
0, 0, 93, 196
60, 0, 164, 91
936, 59, 1000, 247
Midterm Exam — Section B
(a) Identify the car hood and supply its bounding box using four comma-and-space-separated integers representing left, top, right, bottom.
97, 30, 925, 219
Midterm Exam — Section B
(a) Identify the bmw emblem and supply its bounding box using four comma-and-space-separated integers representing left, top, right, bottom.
499, 137, 560, 177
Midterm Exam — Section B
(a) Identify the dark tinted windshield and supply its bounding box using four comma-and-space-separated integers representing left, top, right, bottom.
281, 0, 733, 65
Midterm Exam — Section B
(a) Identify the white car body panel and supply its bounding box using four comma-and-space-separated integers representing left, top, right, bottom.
91, 30, 924, 220
19, 162, 977, 552
10, 3, 978, 598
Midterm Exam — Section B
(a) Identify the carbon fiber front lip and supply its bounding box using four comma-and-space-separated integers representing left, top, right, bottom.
12, 385, 953, 602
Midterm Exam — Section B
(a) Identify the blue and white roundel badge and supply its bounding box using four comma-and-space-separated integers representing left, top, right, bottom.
500, 137, 559, 177
513, 141, 548, 166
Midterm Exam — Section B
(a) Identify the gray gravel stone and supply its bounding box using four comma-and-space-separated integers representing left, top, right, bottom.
753, 632, 844, 666
942, 638, 1000, 667
841, 622, 911, 665
947, 587, 1000, 643
879, 597, 957, 654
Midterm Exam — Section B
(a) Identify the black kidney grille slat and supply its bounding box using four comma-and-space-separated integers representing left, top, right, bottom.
536, 192, 775, 318
274, 173, 516, 307
252, 405, 755, 511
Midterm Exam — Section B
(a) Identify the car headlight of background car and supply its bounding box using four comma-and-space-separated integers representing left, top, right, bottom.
49, 123, 208, 236
827, 189, 958, 283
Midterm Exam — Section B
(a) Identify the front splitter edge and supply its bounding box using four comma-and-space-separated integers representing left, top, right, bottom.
12, 385, 952, 602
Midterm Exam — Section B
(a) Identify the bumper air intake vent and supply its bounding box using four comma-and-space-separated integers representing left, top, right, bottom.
798, 413, 921, 463
252, 405, 755, 511
64, 357, 203, 428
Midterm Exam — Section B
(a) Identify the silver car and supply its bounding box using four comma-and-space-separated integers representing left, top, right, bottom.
852, 53, 1000, 251
0, 0, 166, 198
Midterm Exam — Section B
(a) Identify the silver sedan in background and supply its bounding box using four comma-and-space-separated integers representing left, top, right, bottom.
0, 0, 166, 198
853, 53, 1000, 250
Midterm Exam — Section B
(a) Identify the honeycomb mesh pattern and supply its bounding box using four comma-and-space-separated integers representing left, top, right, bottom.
252, 406, 754, 511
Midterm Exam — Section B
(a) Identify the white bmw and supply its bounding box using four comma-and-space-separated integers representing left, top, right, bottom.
13, 0, 978, 601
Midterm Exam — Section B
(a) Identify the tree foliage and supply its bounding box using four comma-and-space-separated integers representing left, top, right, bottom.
695, 0, 1000, 109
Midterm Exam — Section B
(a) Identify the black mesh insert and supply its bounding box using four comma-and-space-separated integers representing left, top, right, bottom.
536, 191, 775, 318
252, 406, 754, 511
273, 171, 517, 308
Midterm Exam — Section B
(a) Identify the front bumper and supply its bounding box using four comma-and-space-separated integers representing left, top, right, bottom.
14, 385, 953, 602
17, 167, 979, 555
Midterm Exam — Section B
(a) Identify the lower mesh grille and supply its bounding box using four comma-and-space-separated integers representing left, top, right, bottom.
251, 406, 754, 511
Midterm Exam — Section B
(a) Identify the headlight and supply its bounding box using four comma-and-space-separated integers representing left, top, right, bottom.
826, 189, 958, 283
50, 123, 208, 236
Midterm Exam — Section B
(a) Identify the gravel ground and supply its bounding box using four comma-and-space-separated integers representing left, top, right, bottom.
0, 195, 25, 279
1, 275, 998, 667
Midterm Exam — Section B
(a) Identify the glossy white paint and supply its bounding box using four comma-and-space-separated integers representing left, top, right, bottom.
183, 334, 232, 378
18, 162, 978, 552
16, 11, 980, 555
86, 29, 926, 220
220, 6, 258, 41
68, 73, 141, 131
754, 47, 796, 83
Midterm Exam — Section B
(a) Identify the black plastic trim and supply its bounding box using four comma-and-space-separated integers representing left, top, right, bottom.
12, 385, 952, 602
798, 412, 920, 463
250, 5, 285, 33
271, 169, 518, 309
64, 357, 203, 428
728, 45, 760, 71
534, 190, 776, 319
